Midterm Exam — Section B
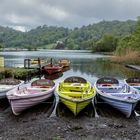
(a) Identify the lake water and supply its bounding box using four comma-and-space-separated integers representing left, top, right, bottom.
0, 50, 140, 85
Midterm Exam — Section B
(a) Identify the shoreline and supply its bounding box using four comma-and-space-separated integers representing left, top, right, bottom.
0, 67, 39, 80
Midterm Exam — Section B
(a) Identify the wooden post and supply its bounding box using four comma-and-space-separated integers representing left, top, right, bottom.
38, 57, 41, 69
24, 59, 31, 69
24, 59, 26, 68
28, 59, 30, 68
50, 58, 53, 67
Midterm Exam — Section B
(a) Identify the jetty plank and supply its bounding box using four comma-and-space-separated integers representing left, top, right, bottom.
126, 65, 140, 71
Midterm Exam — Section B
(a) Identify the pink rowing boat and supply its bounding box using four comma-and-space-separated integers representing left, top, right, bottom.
6, 79, 55, 115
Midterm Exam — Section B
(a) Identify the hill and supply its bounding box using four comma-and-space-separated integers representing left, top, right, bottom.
0, 20, 136, 50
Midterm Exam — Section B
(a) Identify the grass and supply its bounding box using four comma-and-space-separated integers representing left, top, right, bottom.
52, 137, 63, 140
41, 43, 56, 49
111, 49, 140, 65
0, 67, 38, 80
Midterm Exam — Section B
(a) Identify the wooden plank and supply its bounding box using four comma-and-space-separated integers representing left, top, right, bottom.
126, 65, 140, 71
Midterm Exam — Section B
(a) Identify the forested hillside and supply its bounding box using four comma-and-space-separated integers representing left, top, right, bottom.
116, 18, 140, 54
0, 20, 136, 50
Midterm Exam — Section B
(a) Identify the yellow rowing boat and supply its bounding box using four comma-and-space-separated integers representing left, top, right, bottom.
31, 59, 45, 64
58, 59, 71, 67
56, 76, 96, 116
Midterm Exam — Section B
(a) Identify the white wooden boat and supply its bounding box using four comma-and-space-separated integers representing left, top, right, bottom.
124, 77, 140, 92
0, 78, 24, 99
94, 77, 140, 118
6, 79, 55, 115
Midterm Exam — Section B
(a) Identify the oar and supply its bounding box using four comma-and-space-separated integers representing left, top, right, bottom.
134, 110, 140, 117
92, 97, 99, 118
50, 92, 59, 117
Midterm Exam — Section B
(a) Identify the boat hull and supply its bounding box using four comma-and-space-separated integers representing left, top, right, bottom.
98, 94, 137, 117
42, 66, 62, 75
58, 59, 71, 67
46, 68, 62, 75
59, 96, 92, 116
7, 85, 55, 115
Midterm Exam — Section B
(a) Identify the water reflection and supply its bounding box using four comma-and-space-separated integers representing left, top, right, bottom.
71, 59, 140, 80
61, 66, 71, 72
44, 72, 63, 80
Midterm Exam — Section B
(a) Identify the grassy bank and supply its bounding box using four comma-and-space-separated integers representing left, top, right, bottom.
111, 50, 140, 65
0, 67, 39, 80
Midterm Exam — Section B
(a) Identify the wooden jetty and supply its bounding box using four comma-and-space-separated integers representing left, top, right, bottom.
24, 58, 48, 69
126, 65, 140, 71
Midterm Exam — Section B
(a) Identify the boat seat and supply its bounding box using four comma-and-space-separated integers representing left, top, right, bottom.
62, 83, 88, 88
129, 83, 140, 86
98, 85, 121, 89
64, 76, 87, 83
60, 91, 83, 97
16, 88, 29, 95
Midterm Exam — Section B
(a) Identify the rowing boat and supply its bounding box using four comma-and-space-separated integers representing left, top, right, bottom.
58, 59, 71, 67
95, 77, 140, 118
56, 76, 96, 116
0, 78, 24, 99
6, 79, 55, 115
125, 77, 140, 91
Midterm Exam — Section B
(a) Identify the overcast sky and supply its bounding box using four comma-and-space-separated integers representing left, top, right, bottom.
0, 0, 140, 32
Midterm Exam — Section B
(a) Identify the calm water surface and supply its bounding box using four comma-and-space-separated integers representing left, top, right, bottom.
0, 50, 140, 85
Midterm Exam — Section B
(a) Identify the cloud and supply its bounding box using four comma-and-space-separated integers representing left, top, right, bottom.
11, 26, 26, 32
0, 0, 140, 31
40, 4, 69, 21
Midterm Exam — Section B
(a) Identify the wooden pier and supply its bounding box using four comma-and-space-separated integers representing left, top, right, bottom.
24, 58, 48, 69
126, 65, 140, 71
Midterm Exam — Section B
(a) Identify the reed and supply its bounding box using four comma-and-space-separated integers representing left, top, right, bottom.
112, 48, 140, 64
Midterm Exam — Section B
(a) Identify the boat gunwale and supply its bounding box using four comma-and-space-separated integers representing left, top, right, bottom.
6, 85, 55, 99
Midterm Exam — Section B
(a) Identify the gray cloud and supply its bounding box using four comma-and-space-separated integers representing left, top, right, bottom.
0, 0, 140, 31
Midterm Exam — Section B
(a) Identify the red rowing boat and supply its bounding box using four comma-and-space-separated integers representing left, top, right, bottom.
42, 63, 63, 75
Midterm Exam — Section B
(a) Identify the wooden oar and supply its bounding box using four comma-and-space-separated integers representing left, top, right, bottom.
92, 97, 99, 118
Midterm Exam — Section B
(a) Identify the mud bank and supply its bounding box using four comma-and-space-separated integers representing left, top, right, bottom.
0, 99, 140, 140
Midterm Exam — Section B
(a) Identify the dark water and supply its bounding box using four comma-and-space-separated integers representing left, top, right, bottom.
0, 50, 140, 117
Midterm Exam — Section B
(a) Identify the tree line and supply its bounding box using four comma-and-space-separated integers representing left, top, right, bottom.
0, 19, 139, 54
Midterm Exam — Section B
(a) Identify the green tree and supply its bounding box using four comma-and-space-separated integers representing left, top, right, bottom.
65, 38, 76, 49
0, 43, 5, 50
116, 17, 140, 55
94, 34, 118, 52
